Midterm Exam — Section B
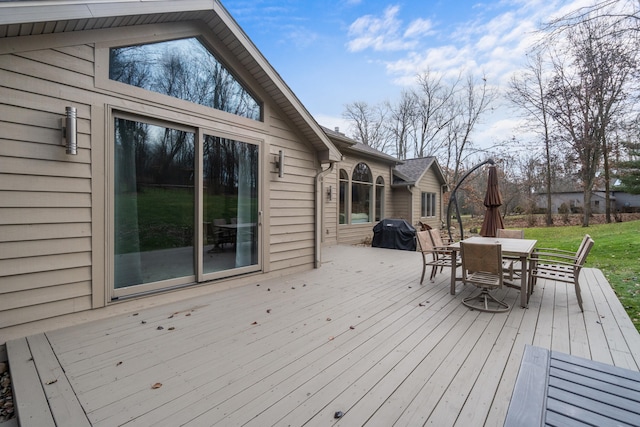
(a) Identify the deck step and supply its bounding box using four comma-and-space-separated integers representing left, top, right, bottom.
6, 334, 90, 427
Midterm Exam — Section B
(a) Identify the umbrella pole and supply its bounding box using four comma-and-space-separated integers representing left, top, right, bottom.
446, 158, 495, 242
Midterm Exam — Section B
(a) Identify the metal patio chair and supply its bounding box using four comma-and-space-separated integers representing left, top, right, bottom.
496, 228, 525, 283
416, 230, 460, 283
460, 241, 509, 313
528, 235, 594, 312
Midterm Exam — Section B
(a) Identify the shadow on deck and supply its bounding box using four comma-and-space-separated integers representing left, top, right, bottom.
6, 245, 640, 426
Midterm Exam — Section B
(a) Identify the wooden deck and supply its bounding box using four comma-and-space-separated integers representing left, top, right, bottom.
7, 245, 640, 426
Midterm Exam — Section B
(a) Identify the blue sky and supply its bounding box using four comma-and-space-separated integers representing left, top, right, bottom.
222, 0, 591, 145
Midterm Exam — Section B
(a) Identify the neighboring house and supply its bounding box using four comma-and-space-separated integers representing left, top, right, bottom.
321, 128, 448, 245
613, 191, 640, 212
0, 1, 343, 333
536, 191, 611, 214
536, 190, 640, 214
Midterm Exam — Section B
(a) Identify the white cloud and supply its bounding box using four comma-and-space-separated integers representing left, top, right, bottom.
404, 18, 435, 38
337, 0, 603, 146
347, 5, 422, 52
286, 27, 319, 49
381, 0, 580, 90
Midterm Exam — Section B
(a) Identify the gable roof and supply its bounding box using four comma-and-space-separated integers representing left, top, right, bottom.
393, 157, 448, 189
0, 0, 342, 162
321, 126, 400, 165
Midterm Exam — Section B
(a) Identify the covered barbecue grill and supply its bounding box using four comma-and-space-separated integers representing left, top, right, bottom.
371, 219, 416, 251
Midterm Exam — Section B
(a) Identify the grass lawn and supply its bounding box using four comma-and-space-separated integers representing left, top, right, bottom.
522, 220, 640, 332
116, 187, 256, 253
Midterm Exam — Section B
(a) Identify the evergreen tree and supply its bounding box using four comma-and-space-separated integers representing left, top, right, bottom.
617, 143, 640, 194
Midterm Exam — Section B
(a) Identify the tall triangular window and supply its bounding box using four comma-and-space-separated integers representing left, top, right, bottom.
109, 37, 262, 120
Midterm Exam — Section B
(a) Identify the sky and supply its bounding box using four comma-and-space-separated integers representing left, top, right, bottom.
221, 0, 593, 147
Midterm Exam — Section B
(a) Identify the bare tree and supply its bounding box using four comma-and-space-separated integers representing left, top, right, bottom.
507, 52, 556, 225
411, 69, 459, 158
545, 0, 640, 37
386, 91, 416, 159
343, 101, 390, 151
546, 15, 638, 225
443, 73, 497, 186
546, 48, 602, 225
342, 71, 495, 190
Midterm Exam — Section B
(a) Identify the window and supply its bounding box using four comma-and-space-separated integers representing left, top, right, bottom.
339, 169, 348, 224
113, 114, 260, 296
375, 176, 384, 221
109, 37, 261, 120
202, 134, 259, 274
114, 118, 196, 288
421, 192, 436, 217
351, 163, 372, 223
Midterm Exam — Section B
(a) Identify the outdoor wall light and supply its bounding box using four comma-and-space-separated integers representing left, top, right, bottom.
327, 185, 333, 201
275, 149, 284, 178
62, 106, 78, 155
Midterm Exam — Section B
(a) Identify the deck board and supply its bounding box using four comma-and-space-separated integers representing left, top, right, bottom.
26, 334, 91, 427
7, 244, 640, 426
5, 337, 56, 427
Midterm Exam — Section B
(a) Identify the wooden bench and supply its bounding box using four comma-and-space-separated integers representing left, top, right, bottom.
504, 345, 640, 426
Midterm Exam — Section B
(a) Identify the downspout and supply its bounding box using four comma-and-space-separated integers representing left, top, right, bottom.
315, 162, 335, 268
441, 184, 447, 226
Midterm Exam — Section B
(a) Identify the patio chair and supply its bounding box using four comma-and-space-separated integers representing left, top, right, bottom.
496, 228, 525, 283
211, 218, 234, 248
528, 235, 594, 312
427, 228, 462, 278
416, 230, 459, 283
428, 228, 454, 247
496, 228, 524, 239
460, 241, 510, 313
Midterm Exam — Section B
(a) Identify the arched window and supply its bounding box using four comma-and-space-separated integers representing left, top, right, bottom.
375, 176, 384, 221
339, 169, 348, 224
351, 163, 372, 223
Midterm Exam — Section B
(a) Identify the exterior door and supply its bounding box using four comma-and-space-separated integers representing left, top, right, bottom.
112, 114, 260, 298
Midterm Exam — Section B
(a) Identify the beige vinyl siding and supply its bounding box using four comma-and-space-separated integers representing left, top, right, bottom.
0, 22, 326, 330
0, 43, 94, 328
266, 113, 319, 271
414, 168, 443, 229
390, 189, 412, 223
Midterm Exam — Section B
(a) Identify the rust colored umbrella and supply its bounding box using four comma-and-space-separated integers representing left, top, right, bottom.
480, 165, 505, 237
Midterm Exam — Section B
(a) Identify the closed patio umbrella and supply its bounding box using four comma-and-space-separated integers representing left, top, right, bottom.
480, 165, 504, 237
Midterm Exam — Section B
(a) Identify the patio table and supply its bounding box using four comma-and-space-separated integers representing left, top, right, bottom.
505, 345, 640, 426
448, 236, 537, 308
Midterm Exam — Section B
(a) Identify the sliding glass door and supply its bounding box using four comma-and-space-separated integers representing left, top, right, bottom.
113, 114, 260, 297
202, 134, 259, 275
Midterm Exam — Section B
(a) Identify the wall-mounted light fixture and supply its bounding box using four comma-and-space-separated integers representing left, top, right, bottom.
62, 106, 78, 155
275, 149, 284, 178
327, 185, 332, 201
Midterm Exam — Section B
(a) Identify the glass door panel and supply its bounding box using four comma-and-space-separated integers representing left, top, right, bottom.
202, 134, 259, 275
114, 118, 195, 289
